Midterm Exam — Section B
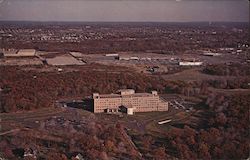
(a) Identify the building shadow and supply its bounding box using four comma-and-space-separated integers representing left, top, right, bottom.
64, 98, 94, 112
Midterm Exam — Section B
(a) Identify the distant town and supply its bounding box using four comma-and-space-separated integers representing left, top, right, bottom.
0, 22, 249, 159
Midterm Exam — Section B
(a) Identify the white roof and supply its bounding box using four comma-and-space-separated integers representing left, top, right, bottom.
3, 49, 36, 57
69, 52, 84, 57
17, 49, 36, 55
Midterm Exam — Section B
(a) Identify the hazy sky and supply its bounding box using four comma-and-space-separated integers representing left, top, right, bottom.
0, 0, 249, 22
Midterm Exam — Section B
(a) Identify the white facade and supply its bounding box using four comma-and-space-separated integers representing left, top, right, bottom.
203, 52, 222, 56
127, 108, 134, 115
105, 54, 119, 57
130, 57, 139, 60
179, 61, 203, 66
93, 89, 168, 114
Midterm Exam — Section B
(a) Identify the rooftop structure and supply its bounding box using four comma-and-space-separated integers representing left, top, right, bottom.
92, 89, 168, 114
17, 49, 36, 56
69, 52, 84, 58
46, 55, 86, 66
2, 49, 36, 57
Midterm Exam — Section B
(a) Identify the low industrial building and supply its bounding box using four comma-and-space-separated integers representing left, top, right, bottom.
69, 52, 84, 58
92, 89, 168, 115
17, 49, 36, 56
203, 52, 222, 56
179, 61, 203, 66
105, 53, 119, 57
1, 49, 36, 57
46, 55, 86, 66
118, 55, 131, 61
118, 55, 139, 61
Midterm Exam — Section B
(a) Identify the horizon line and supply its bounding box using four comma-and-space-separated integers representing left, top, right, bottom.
0, 20, 249, 23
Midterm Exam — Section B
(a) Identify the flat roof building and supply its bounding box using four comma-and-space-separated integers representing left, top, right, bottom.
2, 49, 36, 57
46, 55, 86, 66
105, 54, 119, 57
17, 49, 36, 57
92, 89, 168, 114
179, 61, 203, 66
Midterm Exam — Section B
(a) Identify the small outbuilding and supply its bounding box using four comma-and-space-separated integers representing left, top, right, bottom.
126, 107, 134, 115
120, 105, 134, 115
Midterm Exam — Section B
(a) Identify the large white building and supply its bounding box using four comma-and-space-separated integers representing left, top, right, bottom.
92, 89, 168, 115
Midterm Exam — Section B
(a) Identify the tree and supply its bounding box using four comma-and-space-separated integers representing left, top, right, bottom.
105, 140, 115, 152
153, 147, 166, 159
198, 142, 211, 159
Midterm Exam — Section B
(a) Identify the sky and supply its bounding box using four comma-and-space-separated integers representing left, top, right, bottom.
0, 0, 249, 22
